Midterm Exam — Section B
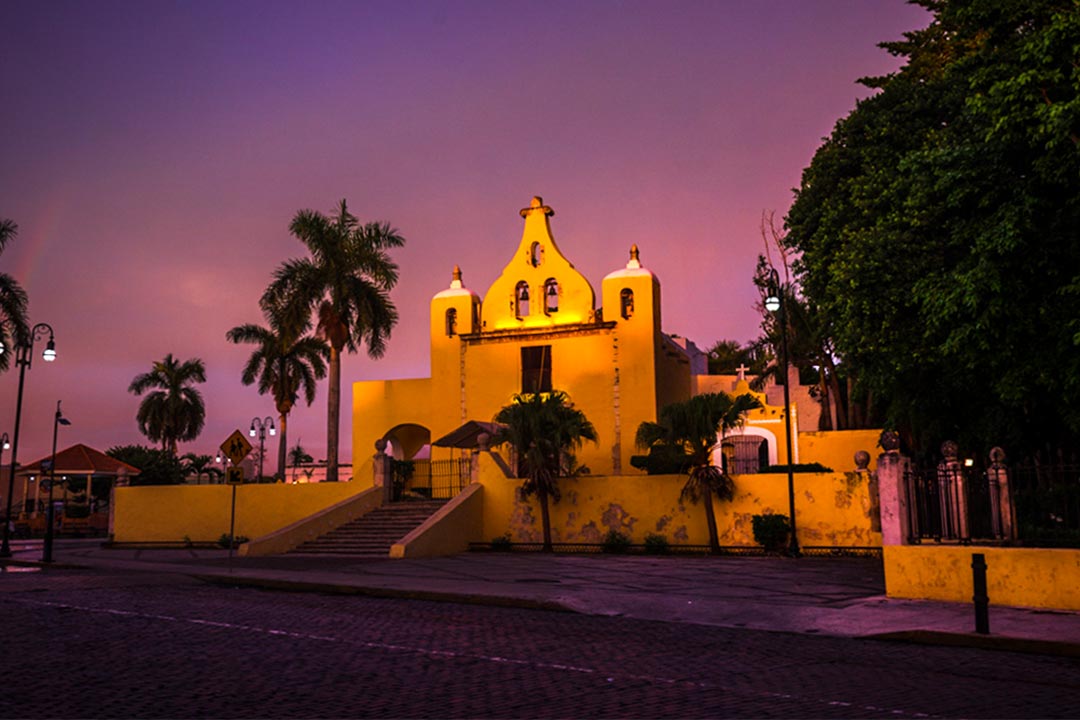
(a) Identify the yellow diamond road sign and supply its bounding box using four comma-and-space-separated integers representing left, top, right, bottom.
220, 430, 253, 466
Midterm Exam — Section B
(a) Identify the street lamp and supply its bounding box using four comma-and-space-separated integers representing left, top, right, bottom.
42, 401, 71, 563
765, 268, 800, 557
249, 417, 276, 482
0, 322, 58, 558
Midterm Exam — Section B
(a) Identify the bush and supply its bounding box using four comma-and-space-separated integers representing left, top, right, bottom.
490, 534, 513, 551
643, 532, 669, 555
751, 513, 791, 552
107, 445, 186, 485
602, 529, 632, 554
217, 533, 250, 549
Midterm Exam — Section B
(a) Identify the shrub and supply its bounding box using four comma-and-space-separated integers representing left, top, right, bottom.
602, 529, 632, 554
217, 533, 250, 549
490, 534, 513, 551
751, 513, 791, 552
643, 532, 670, 555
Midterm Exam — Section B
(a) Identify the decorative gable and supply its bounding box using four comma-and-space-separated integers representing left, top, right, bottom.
481, 197, 596, 330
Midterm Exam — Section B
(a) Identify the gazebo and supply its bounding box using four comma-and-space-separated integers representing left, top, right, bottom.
15, 444, 140, 520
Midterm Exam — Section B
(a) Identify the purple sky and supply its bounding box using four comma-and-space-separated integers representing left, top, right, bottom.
0, 0, 929, 466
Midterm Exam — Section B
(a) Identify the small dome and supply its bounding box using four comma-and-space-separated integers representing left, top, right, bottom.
433, 265, 479, 300
604, 244, 656, 281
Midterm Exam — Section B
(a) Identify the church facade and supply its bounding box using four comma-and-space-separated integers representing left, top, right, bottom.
352, 196, 799, 484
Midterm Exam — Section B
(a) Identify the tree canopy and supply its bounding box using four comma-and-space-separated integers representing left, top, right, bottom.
635, 392, 761, 553
262, 199, 405, 482
227, 304, 329, 480
493, 391, 597, 551
0, 219, 29, 373
127, 354, 207, 454
783, 0, 1080, 456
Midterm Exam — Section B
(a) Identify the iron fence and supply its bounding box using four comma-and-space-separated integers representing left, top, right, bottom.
468, 542, 881, 557
392, 457, 471, 501
905, 457, 1080, 548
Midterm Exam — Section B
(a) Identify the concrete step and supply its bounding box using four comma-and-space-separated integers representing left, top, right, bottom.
290, 500, 448, 557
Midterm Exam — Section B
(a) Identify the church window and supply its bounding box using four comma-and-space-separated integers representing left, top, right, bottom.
515, 281, 530, 318
544, 278, 559, 314
530, 242, 543, 267
620, 288, 634, 319
522, 346, 552, 394
445, 308, 457, 337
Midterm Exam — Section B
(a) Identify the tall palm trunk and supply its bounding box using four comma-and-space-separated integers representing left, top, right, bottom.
326, 345, 341, 482
538, 484, 553, 552
702, 484, 720, 554
277, 412, 288, 481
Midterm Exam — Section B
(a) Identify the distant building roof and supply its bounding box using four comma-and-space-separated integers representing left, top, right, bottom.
17, 443, 141, 476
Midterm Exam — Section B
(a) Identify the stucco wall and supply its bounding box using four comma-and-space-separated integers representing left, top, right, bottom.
113, 482, 365, 543
884, 545, 1080, 611
477, 454, 879, 547
798, 429, 880, 472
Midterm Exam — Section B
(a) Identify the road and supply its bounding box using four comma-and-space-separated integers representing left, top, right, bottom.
1, 567, 1077, 718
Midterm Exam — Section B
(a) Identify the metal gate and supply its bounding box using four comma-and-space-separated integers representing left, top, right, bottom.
391, 457, 471, 501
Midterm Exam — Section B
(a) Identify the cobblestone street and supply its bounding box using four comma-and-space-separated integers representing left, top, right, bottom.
1, 568, 1078, 718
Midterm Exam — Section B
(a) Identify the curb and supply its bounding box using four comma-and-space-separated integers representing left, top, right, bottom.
864, 630, 1080, 659
1, 559, 90, 570
189, 573, 578, 615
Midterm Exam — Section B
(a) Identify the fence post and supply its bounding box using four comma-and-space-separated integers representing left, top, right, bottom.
937, 440, 968, 541
855, 450, 881, 533
987, 447, 1015, 541
972, 552, 990, 634
876, 430, 910, 545
373, 440, 392, 505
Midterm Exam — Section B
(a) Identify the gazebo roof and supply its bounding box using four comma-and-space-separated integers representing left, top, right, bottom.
432, 421, 505, 449
17, 443, 141, 477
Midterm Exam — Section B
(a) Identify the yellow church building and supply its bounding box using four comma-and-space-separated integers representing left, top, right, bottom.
352, 196, 825, 486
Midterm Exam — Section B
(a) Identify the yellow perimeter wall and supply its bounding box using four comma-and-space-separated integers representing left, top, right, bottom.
113, 483, 366, 543
799, 429, 881, 472
478, 455, 879, 547
884, 545, 1080, 611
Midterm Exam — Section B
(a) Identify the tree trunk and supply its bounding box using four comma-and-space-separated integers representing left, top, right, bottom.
823, 356, 849, 430
326, 345, 340, 482
702, 484, 720, 554
277, 412, 288, 481
538, 484, 553, 552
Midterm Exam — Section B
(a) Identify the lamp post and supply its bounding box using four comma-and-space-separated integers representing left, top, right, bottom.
765, 268, 800, 557
42, 401, 71, 563
0, 323, 57, 558
249, 417, 276, 482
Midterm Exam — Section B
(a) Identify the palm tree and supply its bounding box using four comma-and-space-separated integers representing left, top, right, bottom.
0, 219, 29, 372
494, 391, 597, 552
262, 199, 404, 482
181, 453, 223, 485
128, 354, 207, 454
226, 308, 329, 480
288, 440, 314, 481
635, 392, 761, 554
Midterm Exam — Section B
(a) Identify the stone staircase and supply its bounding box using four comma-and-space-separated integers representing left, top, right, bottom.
289, 500, 446, 557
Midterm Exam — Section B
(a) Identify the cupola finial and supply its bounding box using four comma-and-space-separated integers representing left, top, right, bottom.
627, 244, 641, 269
450, 265, 463, 289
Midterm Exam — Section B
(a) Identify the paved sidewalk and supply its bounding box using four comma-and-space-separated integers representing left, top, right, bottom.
5, 539, 1079, 656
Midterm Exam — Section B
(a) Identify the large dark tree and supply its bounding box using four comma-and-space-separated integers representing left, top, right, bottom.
263, 200, 404, 482
783, 0, 1080, 456
494, 391, 597, 552
128, 354, 207, 454
227, 306, 329, 480
0, 219, 29, 372
636, 392, 761, 554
